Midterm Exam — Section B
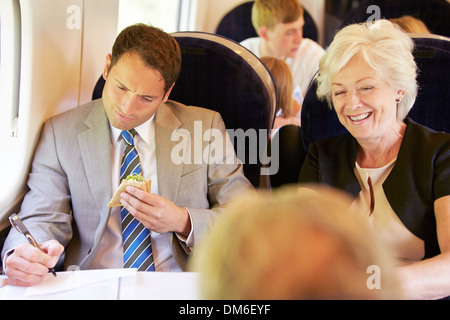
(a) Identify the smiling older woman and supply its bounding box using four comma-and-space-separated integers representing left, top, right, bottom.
298, 20, 450, 299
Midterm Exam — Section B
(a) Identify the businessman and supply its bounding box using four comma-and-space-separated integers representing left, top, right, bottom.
2, 23, 252, 286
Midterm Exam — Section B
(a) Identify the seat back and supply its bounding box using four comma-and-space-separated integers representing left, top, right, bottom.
92, 32, 277, 187
170, 32, 276, 187
408, 34, 450, 132
215, 1, 256, 43
340, 0, 450, 38
215, 0, 319, 43
301, 34, 450, 153
270, 124, 306, 188
300, 78, 347, 151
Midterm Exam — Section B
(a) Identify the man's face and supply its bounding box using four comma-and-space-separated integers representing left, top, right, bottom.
102, 51, 173, 131
264, 16, 304, 59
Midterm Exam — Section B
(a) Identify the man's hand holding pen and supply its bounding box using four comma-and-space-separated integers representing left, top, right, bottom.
4, 240, 63, 287
4, 214, 63, 286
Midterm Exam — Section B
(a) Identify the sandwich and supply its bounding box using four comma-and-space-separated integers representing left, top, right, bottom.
107, 173, 151, 207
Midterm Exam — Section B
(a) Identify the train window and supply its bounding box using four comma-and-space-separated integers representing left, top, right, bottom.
118, 0, 182, 33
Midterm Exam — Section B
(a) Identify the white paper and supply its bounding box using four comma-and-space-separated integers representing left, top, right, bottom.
0, 270, 200, 300
24, 268, 137, 298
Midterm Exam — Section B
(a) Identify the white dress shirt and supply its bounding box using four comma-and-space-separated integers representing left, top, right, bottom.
91, 116, 193, 271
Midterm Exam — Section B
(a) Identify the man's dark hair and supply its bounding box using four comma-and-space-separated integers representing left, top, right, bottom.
110, 23, 182, 92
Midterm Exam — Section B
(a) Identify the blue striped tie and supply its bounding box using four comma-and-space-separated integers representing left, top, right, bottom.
120, 129, 155, 271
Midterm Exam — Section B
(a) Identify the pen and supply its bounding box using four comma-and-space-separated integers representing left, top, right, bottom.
9, 214, 57, 277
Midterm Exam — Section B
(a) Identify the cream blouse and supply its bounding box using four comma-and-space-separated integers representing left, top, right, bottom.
352, 159, 425, 265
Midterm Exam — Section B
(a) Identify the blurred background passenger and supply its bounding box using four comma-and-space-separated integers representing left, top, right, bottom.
389, 15, 431, 34
191, 185, 401, 300
299, 20, 450, 299
261, 56, 301, 131
240, 0, 324, 105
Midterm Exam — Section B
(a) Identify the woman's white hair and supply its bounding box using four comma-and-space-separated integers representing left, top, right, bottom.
316, 19, 418, 121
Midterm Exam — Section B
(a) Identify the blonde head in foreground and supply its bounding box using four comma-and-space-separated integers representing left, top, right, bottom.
191, 185, 401, 299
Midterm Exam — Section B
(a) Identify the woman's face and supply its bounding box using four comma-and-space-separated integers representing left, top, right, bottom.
330, 55, 404, 144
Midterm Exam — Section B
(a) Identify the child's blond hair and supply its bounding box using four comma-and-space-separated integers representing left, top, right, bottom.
251, 0, 304, 32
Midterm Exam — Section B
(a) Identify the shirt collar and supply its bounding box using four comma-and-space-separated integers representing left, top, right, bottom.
110, 114, 155, 146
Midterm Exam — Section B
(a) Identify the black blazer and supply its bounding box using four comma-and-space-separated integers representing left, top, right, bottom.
299, 118, 450, 258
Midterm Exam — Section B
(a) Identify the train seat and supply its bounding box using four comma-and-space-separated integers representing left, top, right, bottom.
340, 0, 450, 38
92, 32, 277, 187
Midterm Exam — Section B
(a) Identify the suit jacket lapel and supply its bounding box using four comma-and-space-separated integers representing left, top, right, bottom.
155, 102, 183, 202
78, 101, 112, 218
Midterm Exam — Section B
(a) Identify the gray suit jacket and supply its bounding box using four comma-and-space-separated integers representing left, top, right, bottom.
2, 99, 252, 270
